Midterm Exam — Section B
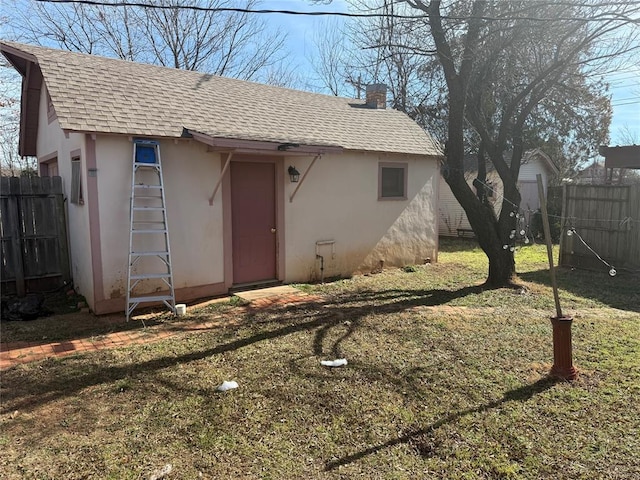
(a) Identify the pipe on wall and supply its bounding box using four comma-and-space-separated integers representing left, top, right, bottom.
315, 240, 335, 283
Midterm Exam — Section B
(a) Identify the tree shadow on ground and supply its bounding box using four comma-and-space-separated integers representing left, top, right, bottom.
520, 268, 640, 313
0, 314, 164, 344
1, 284, 486, 414
324, 284, 486, 309
324, 376, 558, 471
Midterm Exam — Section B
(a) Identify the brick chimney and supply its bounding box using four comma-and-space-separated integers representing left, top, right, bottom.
366, 83, 387, 109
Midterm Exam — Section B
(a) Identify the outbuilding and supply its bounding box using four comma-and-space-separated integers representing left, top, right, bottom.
1, 41, 442, 314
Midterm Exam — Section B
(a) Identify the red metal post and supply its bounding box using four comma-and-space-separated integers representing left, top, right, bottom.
550, 316, 577, 380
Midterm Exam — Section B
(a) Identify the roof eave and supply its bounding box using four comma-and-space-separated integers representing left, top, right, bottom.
1, 44, 42, 157
0, 43, 37, 75
529, 148, 559, 175
186, 129, 344, 156
600, 145, 640, 169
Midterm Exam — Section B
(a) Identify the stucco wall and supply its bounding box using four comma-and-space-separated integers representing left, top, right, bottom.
283, 152, 439, 282
36, 85, 93, 305
49, 131, 438, 312
95, 136, 224, 302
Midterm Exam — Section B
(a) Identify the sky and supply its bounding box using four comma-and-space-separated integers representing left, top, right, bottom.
1, 0, 639, 146
265, 0, 640, 145
606, 67, 640, 144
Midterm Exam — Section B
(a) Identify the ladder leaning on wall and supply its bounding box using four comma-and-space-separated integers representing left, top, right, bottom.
126, 139, 176, 320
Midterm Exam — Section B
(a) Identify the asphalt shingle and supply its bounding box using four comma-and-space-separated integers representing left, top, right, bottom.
2, 41, 442, 157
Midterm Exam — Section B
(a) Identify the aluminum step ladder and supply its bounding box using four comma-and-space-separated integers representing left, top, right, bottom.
126, 139, 176, 320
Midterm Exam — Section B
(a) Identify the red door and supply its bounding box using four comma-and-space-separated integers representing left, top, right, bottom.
231, 161, 277, 284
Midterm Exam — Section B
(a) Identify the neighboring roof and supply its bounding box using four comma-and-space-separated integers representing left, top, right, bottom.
0, 41, 441, 157
523, 148, 559, 175
576, 160, 605, 175
599, 145, 640, 169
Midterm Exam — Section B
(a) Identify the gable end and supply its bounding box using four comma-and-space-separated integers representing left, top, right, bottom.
2, 46, 41, 157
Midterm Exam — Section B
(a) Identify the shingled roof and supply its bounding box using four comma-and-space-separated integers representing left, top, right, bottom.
1, 41, 441, 157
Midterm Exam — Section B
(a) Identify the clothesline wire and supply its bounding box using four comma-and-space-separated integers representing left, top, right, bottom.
567, 228, 617, 274
472, 178, 635, 224
463, 178, 631, 274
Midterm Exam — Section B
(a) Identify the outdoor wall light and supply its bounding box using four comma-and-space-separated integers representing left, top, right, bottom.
288, 166, 300, 183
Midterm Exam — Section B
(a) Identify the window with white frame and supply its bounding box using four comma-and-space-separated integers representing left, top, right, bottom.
378, 162, 408, 200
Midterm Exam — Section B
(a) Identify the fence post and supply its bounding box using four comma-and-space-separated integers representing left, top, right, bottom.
558, 184, 567, 266
7, 178, 25, 296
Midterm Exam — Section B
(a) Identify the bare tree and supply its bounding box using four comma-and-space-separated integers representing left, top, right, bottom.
307, 2, 448, 139
615, 123, 640, 145
6, 0, 292, 82
332, 0, 638, 285
1, 1, 296, 173
308, 18, 352, 96
407, 0, 639, 286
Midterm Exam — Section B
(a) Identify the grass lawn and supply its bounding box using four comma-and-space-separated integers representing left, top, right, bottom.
1, 239, 638, 479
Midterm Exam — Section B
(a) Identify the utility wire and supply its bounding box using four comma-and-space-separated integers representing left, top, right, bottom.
32, 0, 640, 23
612, 99, 640, 106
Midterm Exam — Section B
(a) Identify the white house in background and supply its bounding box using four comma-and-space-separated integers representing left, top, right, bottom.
1, 41, 443, 315
438, 149, 558, 236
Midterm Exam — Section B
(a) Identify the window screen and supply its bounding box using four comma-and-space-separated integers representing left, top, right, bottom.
379, 163, 407, 199
70, 157, 83, 205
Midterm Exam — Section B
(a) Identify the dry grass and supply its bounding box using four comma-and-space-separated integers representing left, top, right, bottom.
1, 240, 639, 479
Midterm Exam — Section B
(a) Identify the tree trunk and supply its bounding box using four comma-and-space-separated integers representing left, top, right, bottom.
485, 243, 516, 287
429, 0, 517, 288
444, 172, 517, 287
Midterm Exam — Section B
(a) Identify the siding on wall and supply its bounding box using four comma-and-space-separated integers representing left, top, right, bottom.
519, 158, 548, 182
438, 155, 552, 237
438, 178, 472, 236
438, 172, 502, 236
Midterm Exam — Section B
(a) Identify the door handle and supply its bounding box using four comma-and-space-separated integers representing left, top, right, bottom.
271, 228, 276, 233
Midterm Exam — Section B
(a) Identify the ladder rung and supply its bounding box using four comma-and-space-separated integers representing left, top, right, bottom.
128, 295, 174, 303
133, 206, 165, 211
132, 229, 168, 233
134, 184, 162, 189
133, 220, 166, 225
131, 251, 169, 256
134, 162, 161, 167
130, 273, 171, 280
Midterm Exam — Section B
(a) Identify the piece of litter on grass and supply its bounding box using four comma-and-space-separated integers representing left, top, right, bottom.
321, 358, 348, 367
217, 380, 239, 392
149, 463, 172, 480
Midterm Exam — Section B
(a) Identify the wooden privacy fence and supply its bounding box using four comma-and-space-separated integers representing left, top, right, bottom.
1, 176, 70, 296
559, 184, 639, 271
